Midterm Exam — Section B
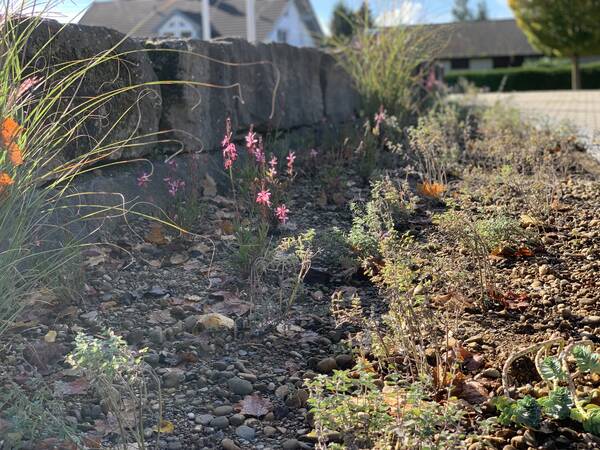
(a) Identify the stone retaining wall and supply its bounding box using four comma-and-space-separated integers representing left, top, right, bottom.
30, 21, 360, 160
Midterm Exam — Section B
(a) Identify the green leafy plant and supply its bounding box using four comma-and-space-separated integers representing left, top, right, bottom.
497, 339, 600, 435
348, 176, 415, 265
67, 330, 161, 449
494, 395, 542, 428
307, 368, 464, 449
0, 380, 78, 447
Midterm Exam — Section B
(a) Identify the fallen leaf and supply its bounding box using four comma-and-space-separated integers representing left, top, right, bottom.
220, 220, 234, 235
100, 301, 118, 311
147, 309, 175, 325
208, 291, 251, 317
156, 420, 175, 434
44, 330, 57, 343
276, 323, 304, 335
170, 253, 188, 265
145, 223, 167, 245
202, 174, 217, 197
520, 214, 543, 227
464, 354, 485, 372
23, 341, 67, 374
35, 438, 77, 450
54, 378, 90, 396
85, 254, 107, 268
454, 380, 488, 404
515, 246, 534, 257
238, 395, 273, 417
316, 190, 328, 208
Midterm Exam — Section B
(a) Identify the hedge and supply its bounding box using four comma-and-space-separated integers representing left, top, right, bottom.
445, 63, 600, 91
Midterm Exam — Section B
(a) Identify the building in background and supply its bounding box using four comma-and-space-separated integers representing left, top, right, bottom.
79, 0, 323, 47
426, 19, 542, 72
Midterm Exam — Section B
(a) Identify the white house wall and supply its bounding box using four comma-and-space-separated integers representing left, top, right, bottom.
157, 11, 200, 39
470, 58, 493, 71
266, 1, 315, 47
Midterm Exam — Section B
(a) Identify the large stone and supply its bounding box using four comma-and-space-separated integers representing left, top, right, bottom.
146, 38, 326, 152
320, 53, 361, 122
25, 20, 161, 163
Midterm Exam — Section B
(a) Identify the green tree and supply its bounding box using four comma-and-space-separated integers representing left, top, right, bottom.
475, 1, 489, 20
330, 1, 356, 39
452, 0, 474, 21
509, 0, 600, 89
453, 0, 488, 21
355, 1, 374, 30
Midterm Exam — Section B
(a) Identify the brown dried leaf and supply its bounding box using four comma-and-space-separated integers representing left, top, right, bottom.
54, 378, 90, 396
454, 380, 488, 404
146, 223, 167, 245
238, 394, 273, 417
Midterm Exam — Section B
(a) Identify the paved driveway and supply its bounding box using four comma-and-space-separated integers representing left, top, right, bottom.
458, 90, 600, 159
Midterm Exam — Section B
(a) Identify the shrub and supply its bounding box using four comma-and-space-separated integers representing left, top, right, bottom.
445, 62, 600, 92
407, 103, 465, 184
328, 4, 438, 120
348, 177, 415, 264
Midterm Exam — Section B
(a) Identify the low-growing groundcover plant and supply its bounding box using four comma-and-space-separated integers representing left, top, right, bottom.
66, 330, 162, 450
495, 339, 600, 435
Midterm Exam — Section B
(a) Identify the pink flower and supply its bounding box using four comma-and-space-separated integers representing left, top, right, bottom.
165, 178, 185, 196
374, 106, 386, 128
137, 172, 151, 187
167, 158, 178, 169
286, 151, 296, 176
245, 128, 258, 153
309, 148, 318, 158
223, 143, 237, 169
256, 189, 272, 207
222, 118, 238, 169
267, 155, 278, 178
275, 204, 289, 224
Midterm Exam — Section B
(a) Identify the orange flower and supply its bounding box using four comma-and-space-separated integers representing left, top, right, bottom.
417, 181, 446, 198
7, 143, 23, 166
1, 117, 21, 145
0, 172, 14, 195
1, 117, 24, 166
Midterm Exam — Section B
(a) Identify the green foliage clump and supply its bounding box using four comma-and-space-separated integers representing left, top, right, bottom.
445, 63, 600, 91
407, 103, 465, 183
497, 342, 600, 436
306, 368, 464, 449
494, 395, 542, 428
348, 177, 415, 263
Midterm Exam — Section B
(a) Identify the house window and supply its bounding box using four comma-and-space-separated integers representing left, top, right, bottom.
277, 29, 288, 43
493, 56, 510, 68
450, 58, 469, 70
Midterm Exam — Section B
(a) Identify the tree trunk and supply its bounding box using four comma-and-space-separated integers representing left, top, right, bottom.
571, 55, 581, 90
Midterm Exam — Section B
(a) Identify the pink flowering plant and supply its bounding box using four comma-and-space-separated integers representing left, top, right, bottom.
135, 151, 205, 231
221, 118, 296, 274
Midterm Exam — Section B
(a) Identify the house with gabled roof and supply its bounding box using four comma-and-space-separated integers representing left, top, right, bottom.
423, 19, 542, 72
79, 0, 323, 47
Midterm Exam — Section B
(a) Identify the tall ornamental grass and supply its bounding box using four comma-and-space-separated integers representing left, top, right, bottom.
0, 0, 161, 334
328, 0, 439, 121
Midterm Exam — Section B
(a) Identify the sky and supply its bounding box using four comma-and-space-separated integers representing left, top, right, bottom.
51, 0, 514, 30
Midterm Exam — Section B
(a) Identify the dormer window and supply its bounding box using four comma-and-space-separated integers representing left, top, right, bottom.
277, 29, 287, 43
